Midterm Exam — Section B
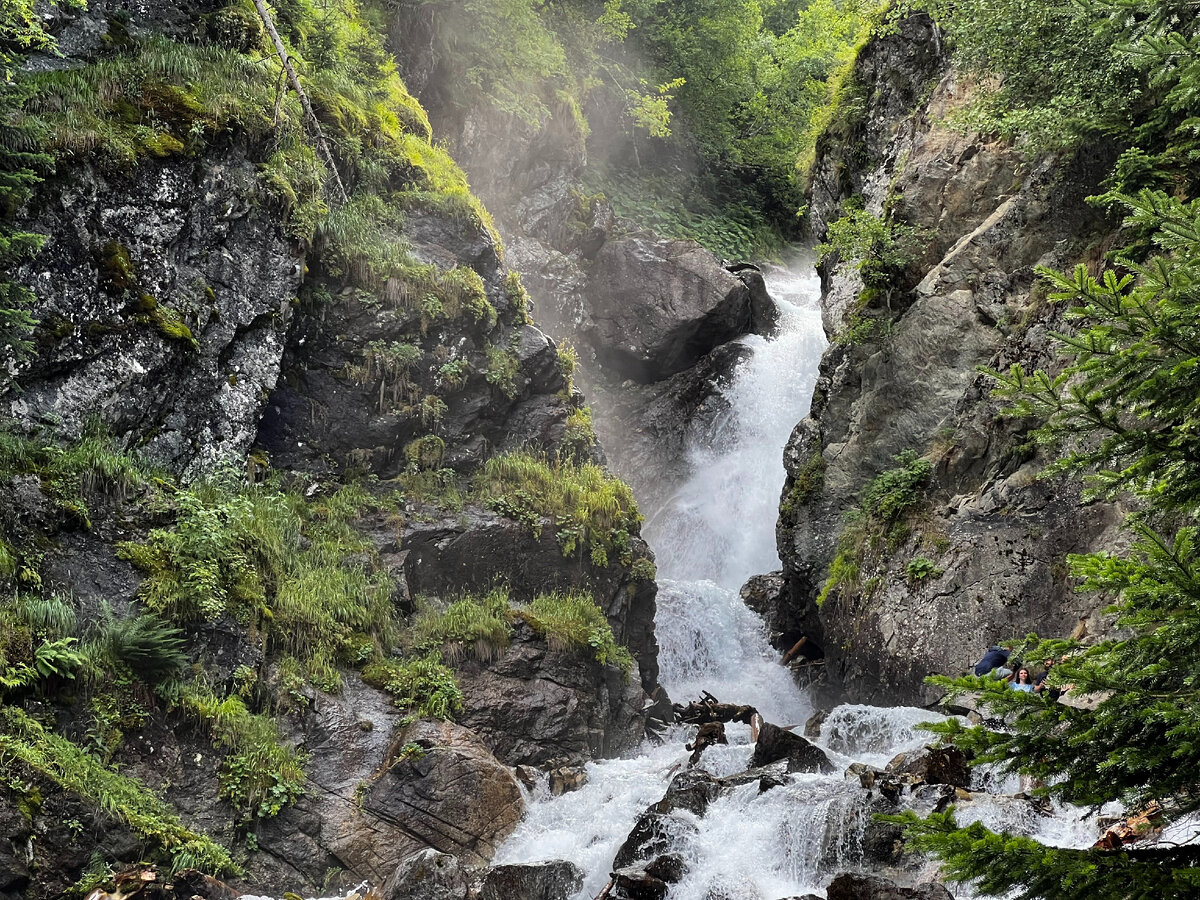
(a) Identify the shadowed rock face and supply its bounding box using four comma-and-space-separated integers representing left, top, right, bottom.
776, 14, 1123, 706
578, 235, 777, 384
479, 860, 585, 900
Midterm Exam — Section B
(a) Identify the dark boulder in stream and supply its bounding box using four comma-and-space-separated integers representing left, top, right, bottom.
751, 721, 835, 773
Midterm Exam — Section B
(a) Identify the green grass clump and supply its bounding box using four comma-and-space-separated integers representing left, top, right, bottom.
485, 344, 521, 399
0, 706, 237, 875
175, 685, 306, 821
412, 587, 515, 662
362, 654, 464, 719
562, 406, 596, 457
475, 452, 642, 566
525, 590, 633, 673
818, 449, 933, 607
118, 477, 396, 687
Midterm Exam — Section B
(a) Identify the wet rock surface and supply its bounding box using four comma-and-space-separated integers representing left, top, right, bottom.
345, 720, 525, 875
751, 721, 835, 773
382, 849, 471, 900
825, 873, 954, 900
479, 860, 584, 900
886, 746, 970, 788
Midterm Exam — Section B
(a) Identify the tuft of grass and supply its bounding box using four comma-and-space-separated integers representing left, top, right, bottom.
524, 590, 633, 674
475, 452, 641, 565
0, 706, 237, 875
412, 587, 514, 662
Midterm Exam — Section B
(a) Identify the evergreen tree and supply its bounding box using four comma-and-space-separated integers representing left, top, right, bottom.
890, 190, 1200, 898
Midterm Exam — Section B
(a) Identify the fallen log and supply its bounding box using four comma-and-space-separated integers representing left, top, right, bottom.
685, 721, 727, 768
674, 692, 759, 726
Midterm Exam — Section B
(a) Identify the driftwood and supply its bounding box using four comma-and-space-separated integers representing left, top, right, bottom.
685, 721, 727, 768
1095, 801, 1164, 850
675, 691, 759, 726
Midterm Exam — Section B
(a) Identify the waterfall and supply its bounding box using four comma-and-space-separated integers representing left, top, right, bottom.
495, 262, 1105, 899
645, 264, 825, 590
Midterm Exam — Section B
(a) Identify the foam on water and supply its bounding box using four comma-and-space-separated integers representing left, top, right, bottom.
645, 264, 825, 590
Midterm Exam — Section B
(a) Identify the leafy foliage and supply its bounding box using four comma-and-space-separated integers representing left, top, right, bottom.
362, 654, 465, 720
175, 685, 306, 821
816, 205, 928, 291
901, 0, 1200, 191
986, 192, 1200, 510
118, 475, 396, 687
818, 449, 932, 607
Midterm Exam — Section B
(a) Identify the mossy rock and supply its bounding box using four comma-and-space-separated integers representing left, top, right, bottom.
208, 5, 266, 53
97, 241, 137, 295
405, 435, 446, 471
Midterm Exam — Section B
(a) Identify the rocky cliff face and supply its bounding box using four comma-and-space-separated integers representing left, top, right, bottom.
0, 3, 661, 896
776, 15, 1124, 704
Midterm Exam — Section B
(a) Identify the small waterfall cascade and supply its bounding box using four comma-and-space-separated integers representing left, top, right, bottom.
496, 263, 1105, 898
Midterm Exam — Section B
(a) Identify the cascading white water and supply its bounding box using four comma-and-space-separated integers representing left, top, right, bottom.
496, 262, 1105, 899
645, 264, 826, 589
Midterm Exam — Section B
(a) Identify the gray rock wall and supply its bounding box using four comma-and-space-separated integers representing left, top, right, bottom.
778, 16, 1124, 704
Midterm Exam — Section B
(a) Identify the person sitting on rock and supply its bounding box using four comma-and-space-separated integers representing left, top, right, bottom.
1034, 657, 1062, 700
1010, 667, 1035, 692
974, 645, 1011, 678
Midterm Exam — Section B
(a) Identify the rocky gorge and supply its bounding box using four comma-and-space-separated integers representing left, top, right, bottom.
0, 1, 1169, 899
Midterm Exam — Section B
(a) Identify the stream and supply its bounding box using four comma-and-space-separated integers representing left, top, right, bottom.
494, 263, 1105, 899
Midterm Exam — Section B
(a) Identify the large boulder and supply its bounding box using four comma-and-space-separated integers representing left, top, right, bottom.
886, 746, 971, 788
479, 860, 585, 900
750, 722, 835, 773
327, 719, 524, 878
611, 770, 722, 870
382, 849, 470, 900
825, 873, 954, 900
580, 236, 776, 383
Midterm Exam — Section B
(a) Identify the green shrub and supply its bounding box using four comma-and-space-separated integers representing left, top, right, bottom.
818, 450, 933, 606
630, 557, 657, 581
82, 612, 187, 686
905, 555, 943, 583
119, 477, 396, 685
362, 655, 464, 719
862, 450, 932, 522
485, 344, 521, 399
524, 590, 633, 673
562, 406, 596, 456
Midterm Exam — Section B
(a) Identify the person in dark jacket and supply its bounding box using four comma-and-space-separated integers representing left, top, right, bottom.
974, 646, 1011, 677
